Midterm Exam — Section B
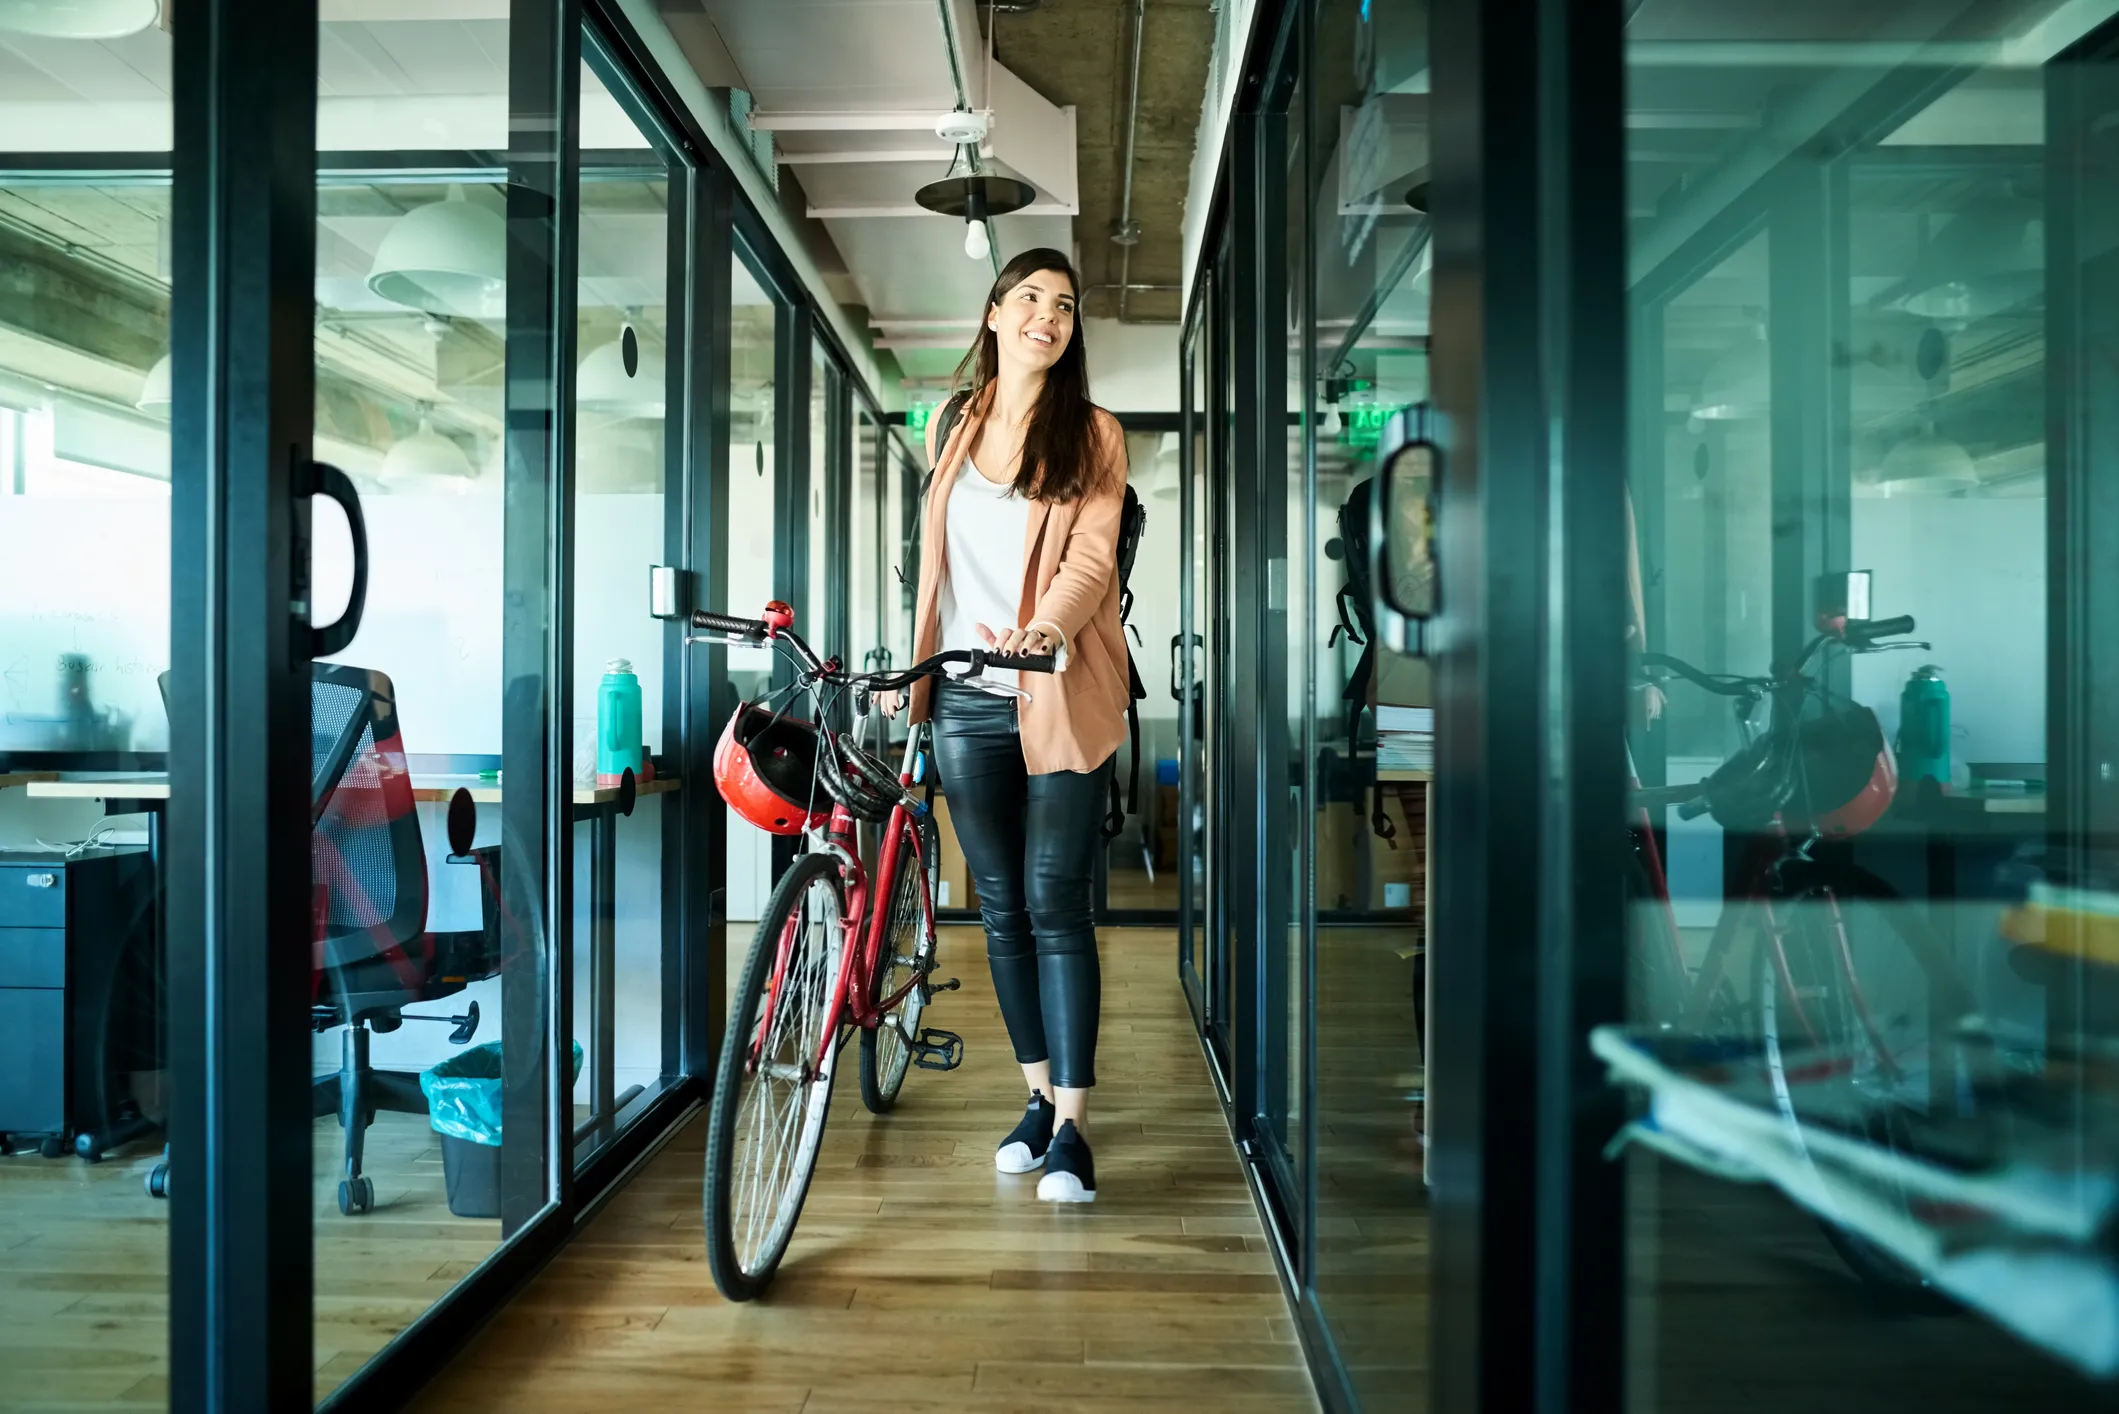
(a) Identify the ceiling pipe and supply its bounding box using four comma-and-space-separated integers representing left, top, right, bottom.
933, 0, 1002, 278
1111, 0, 1147, 320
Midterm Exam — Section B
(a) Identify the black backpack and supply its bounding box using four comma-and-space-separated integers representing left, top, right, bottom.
930, 392, 1148, 842
1329, 476, 1396, 843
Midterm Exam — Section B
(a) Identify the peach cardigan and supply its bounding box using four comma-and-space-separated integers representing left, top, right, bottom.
908, 389, 1131, 775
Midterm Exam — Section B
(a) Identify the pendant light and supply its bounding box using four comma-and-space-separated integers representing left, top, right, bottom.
136, 353, 172, 418
1893, 199, 2042, 324
914, 110, 1034, 263
0, 0, 158, 38
381, 413, 477, 494
1145, 431, 1182, 500
1871, 427, 1977, 498
1694, 322, 1768, 422
578, 321, 664, 420
367, 186, 507, 320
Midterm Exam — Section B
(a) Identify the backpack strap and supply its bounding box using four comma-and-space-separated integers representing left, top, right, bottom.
922, 390, 973, 493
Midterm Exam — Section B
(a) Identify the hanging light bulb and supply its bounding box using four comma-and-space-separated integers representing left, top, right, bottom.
915, 111, 1034, 264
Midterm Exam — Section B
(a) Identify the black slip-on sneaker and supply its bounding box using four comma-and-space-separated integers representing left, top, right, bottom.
1035, 1120, 1096, 1203
996, 1090, 1057, 1174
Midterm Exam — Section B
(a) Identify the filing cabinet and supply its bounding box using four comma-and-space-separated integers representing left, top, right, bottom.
0, 848, 158, 1159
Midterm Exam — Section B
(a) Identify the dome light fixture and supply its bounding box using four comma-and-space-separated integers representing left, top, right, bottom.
381, 414, 478, 494
1872, 427, 1978, 498
578, 322, 664, 419
0, 0, 158, 39
1892, 199, 2042, 324
1147, 431, 1182, 501
136, 353, 172, 418
367, 186, 507, 320
1694, 324, 1769, 422
915, 110, 1035, 264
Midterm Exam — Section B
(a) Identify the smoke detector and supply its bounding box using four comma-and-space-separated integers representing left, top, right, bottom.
935, 109, 991, 145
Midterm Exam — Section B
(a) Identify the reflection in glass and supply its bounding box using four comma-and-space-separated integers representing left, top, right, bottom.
0, 24, 175, 1400
570, 53, 675, 1165
1106, 429, 1180, 914
725, 248, 779, 942
1616, 6, 2103, 1410
1309, 0, 1431, 1400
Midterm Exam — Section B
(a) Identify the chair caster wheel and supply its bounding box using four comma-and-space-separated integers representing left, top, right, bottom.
338, 1177, 374, 1215
146, 1165, 170, 1200
38, 1136, 67, 1160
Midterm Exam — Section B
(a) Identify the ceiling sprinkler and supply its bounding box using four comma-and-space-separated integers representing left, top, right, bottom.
916, 109, 1035, 262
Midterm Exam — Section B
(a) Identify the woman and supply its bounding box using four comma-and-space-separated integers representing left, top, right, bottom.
881, 248, 1130, 1204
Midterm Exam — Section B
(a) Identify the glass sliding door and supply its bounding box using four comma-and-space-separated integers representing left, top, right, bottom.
306, 0, 573, 1395
1614, 4, 2118, 1410
1180, 306, 1210, 1015
723, 243, 781, 940
0, 29, 176, 1409
568, 35, 680, 1166
1306, 0, 1432, 1400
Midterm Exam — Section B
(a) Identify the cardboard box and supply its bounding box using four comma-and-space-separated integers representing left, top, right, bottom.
1373, 651, 1434, 708
931, 793, 976, 911
1314, 784, 1427, 916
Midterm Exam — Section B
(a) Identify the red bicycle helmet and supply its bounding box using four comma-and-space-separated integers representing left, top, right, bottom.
1789, 702, 1897, 839
715, 703, 830, 835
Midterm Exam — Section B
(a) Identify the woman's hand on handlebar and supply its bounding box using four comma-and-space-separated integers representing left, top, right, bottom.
979, 621, 1059, 659
874, 688, 905, 719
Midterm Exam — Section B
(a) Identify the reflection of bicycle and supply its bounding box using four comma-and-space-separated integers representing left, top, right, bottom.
687, 601, 1054, 1301
1629, 613, 1978, 1306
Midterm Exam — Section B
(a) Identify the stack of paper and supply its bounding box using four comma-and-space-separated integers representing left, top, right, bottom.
1376, 705, 1434, 773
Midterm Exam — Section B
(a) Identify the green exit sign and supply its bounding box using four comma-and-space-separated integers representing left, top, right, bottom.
907, 403, 937, 435
1342, 404, 1405, 450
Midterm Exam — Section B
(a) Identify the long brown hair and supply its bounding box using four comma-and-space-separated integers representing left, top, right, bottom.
949, 248, 1103, 503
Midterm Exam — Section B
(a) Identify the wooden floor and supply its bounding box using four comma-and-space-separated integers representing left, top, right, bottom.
408, 927, 1319, 1414
0, 1106, 506, 1411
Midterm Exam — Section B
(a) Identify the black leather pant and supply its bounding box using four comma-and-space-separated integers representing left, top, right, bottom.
930, 679, 1113, 1089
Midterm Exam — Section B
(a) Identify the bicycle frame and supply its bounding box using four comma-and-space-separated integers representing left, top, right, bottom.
743, 718, 939, 1079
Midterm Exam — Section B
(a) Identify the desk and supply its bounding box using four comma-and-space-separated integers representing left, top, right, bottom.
21, 771, 683, 1153
0, 771, 58, 791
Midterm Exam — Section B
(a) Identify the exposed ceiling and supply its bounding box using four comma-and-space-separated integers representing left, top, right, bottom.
660, 0, 1214, 385
988, 0, 1217, 326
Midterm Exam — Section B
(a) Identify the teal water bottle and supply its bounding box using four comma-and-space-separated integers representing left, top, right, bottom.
597, 659, 642, 787
1896, 665, 1950, 787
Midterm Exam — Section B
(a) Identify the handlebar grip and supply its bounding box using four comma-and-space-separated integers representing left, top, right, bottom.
1677, 799, 1712, 821
981, 651, 1057, 674
690, 609, 769, 638
1848, 614, 1915, 642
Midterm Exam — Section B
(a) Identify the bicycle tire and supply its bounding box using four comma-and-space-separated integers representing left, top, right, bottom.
703, 850, 847, 1301
1748, 862, 1966, 1315
860, 811, 940, 1113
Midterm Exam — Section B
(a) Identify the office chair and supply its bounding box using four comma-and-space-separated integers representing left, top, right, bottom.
148, 665, 501, 1214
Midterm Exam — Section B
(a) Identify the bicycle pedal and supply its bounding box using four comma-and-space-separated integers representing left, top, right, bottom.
925, 976, 961, 995
910, 1028, 964, 1071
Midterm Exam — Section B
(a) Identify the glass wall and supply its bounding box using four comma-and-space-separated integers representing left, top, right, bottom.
724, 246, 779, 934
570, 46, 677, 1165
1105, 426, 1181, 915
1305, 0, 1430, 1401
0, 22, 174, 1407
1617, 4, 2112, 1409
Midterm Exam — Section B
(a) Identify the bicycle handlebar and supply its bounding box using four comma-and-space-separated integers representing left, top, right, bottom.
1844, 614, 1915, 646
688, 606, 1054, 690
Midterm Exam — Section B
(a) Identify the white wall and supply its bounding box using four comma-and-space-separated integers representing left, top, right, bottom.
1085, 318, 1182, 413
1849, 495, 2045, 775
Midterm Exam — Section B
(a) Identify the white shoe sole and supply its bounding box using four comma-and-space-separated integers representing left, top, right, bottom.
995, 1141, 1046, 1174
1036, 1170, 1096, 1203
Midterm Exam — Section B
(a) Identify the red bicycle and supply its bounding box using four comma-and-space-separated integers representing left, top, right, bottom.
1627, 611, 1981, 1306
687, 600, 1054, 1300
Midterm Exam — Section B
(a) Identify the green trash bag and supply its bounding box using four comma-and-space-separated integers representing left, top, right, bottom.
421, 1039, 584, 1147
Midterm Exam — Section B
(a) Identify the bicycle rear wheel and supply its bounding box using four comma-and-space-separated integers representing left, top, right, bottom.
1749, 864, 1968, 1313
860, 810, 940, 1113
704, 850, 847, 1301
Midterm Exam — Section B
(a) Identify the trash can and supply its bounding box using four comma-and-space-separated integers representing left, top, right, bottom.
421, 1039, 583, 1219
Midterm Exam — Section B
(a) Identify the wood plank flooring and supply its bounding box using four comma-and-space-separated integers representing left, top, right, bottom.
0, 1106, 506, 1411
409, 927, 1319, 1414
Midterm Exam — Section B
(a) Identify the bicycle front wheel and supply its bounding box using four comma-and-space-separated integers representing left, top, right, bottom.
860, 810, 940, 1113
704, 850, 847, 1301
1749, 865, 1968, 1313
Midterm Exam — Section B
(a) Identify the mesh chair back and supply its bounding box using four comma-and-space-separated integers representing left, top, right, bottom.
311, 665, 428, 962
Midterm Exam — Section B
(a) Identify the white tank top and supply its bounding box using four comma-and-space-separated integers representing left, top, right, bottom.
938, 457, 1030, 690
